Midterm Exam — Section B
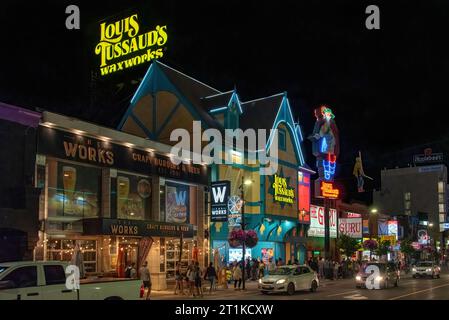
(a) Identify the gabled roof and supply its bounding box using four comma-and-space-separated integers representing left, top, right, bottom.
156, 61, 220, 107
121, 60, 223, 130
240, 93, 285, 132
201, 90, 234, 112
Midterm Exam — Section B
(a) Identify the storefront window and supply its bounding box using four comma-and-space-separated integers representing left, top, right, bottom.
165, 239, 190, 280
47, 160, 101, 218
46, 239, 97, 273
163, 182, 191, 224
116, 172, 152, 220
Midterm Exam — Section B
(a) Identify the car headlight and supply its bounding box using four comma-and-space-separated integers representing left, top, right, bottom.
375, 276, 383, 281
426, 268, 432, 272
276, 279, 286, 284
356, 276, 361, 281
258, 279, 262, 284
412, 268, 416, 272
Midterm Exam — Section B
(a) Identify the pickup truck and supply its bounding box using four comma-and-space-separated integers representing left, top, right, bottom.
0, 261, 143, 300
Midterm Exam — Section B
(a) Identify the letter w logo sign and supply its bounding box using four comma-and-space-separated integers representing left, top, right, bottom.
175, 191, 187, 205
212, 186, 227, 203
210, 181, 230, 222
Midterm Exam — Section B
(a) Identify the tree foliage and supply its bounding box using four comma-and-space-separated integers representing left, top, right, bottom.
337, 233, 360, 258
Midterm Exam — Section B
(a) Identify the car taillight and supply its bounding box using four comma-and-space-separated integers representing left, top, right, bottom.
140, 284, 145, 298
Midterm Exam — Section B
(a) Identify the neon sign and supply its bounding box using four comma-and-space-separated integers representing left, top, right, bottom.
321, 181, 339, 199
95, 14, 168, 76
271, 174, 295, 204
323, 153, 336, 181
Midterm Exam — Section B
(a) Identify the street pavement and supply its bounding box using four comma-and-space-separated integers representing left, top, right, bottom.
152, 270, 449, 300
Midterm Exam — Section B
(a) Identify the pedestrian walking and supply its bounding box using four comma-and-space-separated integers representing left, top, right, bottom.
318, 257, 324, 279
251, 259, 258, 280
311, 258, 318, 272
233, 263, 242, 290
194, 262, 203, 297
187, 261, 196, 296
246, 257, 251, 280
139, 261, 151, 300
204, 262, 217, 293
268, 257, 276, 273
333, 261, 339, 280
174, 263, 184, 295
258, 260, 266, 278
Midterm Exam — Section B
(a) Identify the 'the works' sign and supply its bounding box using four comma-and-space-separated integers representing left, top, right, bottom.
210, 181, 230, 222
95, 13, 168, 76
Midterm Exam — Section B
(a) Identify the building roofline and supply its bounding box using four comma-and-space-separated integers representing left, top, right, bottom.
241, 92, 285, 105
202, 90, 234, 100
155, 60, 221, 94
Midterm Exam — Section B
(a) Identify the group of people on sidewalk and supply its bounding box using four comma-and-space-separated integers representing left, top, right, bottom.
307, 257, 360, 280
173, 261, 218, 297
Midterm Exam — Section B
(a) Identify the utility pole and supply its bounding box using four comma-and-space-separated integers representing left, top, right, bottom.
240, 175, 246, 290
324, 197, 331, 260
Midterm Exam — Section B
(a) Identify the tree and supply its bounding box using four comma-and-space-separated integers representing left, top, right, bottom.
375, 240, 391, 261
363, 239, 378, 260
400, 239, 415, 265
337, 234, 360, 258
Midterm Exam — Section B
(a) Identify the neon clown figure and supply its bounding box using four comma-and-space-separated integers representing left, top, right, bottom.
308, 105, 340, 182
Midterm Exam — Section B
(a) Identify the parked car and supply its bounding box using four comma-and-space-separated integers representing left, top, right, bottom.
258, 265, 319, 295
412, 261, 440, 279
355, 262, 400, 289
0, 261, 143, 300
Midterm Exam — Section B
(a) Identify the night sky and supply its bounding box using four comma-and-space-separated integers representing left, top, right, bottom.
1, 1, 448, 202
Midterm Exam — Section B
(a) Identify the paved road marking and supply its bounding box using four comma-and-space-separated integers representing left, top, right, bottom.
343, 293, 368, 300
389, 282, 449, 300
327, 290, 359, 297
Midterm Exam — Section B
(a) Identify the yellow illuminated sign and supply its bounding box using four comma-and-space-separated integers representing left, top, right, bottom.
272, 174, 295, 204
321, 181, 339, 199
95, 14, 168, 76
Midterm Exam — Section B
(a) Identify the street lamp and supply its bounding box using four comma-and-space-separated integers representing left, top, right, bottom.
369, 208, 378, 240
239, 175, 253, 290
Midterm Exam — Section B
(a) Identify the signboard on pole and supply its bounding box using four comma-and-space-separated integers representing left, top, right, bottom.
308, 205, 337, 238
210, 181, 230, 222
338, 218, 362, 238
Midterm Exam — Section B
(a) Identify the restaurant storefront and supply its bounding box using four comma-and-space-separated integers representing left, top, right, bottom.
34, 112, 208, 289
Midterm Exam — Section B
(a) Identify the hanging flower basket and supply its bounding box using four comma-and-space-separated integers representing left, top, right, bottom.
245, 230, 259, 248
228, 229, 259, 248
228, 239, 242, 248
363, 239, 378, 251
228, 229, 245, 248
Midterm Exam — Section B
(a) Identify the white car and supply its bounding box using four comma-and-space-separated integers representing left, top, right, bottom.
258, 265, 319, 295
0, 261, 143, 300
412, 261, 441, 279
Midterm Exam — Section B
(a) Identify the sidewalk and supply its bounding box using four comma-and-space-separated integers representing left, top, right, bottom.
151, 281, 260, 300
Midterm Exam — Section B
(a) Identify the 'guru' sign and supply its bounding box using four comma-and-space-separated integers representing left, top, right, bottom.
95, 13, 168, 76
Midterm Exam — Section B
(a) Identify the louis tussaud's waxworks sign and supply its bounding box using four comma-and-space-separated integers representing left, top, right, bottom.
94, 13, 168, 76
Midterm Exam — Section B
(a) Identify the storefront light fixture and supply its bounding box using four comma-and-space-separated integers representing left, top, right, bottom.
371, 208, 378, 214
429, 223, 434, 227
72, 129, 85, 135
244, 179, 253, 185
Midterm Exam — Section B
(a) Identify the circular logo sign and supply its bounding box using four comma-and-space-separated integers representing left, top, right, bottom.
227, 195, 242, 215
